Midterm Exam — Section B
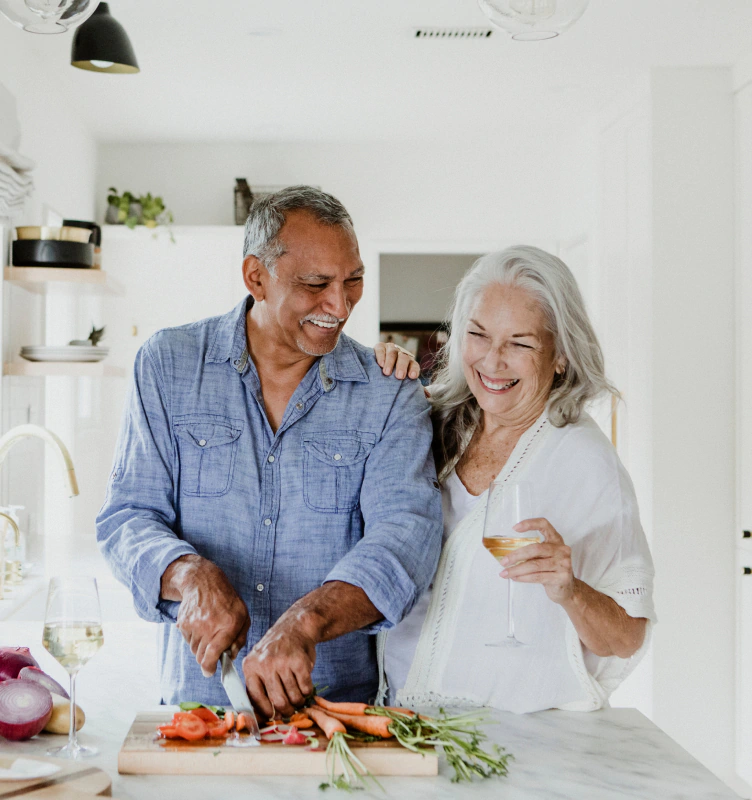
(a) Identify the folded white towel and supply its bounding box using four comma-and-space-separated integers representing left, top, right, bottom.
0, 141, 34, 173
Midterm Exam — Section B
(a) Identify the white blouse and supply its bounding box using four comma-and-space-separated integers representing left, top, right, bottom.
382, 410, 656, 713
384, 470, 482, 700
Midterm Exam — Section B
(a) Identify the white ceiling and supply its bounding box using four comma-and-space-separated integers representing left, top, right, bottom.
23, 0, 752, 142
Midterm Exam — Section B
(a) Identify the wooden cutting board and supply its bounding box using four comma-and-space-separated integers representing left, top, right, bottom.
118, 712, 438, 776
0, 755, 112, 798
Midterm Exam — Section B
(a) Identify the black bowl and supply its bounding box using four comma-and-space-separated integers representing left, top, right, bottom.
12, 240, 94, 268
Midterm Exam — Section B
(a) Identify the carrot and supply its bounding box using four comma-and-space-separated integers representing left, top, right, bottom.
291, 717, 313, 729
306, 707, 347, 740
313, 696, 369, 716
236, 712, 247, 732
323, 711, 393, 739
224, 710, 235, 731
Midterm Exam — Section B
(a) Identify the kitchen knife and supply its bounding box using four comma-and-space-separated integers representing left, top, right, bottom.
220, 651, 261, 742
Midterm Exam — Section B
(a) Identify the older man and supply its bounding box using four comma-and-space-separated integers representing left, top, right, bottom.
96, 186, 442, 717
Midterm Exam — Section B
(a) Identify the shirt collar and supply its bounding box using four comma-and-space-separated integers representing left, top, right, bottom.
205, 295, 251, 368
206, 295, 369, 385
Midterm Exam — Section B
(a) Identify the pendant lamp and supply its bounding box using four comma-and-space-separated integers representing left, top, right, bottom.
478, 0, 590, 40
71, 2, 138, 73
0, 0, 98, 34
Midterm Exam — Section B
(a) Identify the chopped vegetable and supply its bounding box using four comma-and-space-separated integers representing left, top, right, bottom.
189, 706, 220, 723
0, 679, 52, 741
157, 724, 181, 739
174, 715, 208, 741
313, 697, 369, 716
178, 701, 226, 718
282, 726, 308, 746
17, 666, 69, 699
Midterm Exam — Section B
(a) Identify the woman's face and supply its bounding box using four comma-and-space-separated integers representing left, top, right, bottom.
462, 283, 561, 428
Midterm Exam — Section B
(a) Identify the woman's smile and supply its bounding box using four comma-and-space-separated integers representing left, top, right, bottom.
477, 372, 520, 393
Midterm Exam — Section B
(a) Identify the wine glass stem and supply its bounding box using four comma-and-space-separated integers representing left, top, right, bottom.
507, 576, 515, 640
68, 672, 78, 751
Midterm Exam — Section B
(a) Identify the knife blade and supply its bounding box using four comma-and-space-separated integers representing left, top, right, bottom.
220, 651, 261, 742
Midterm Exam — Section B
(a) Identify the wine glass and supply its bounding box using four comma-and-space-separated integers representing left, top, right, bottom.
42, 577, 103, 758
482, 481, 539, 647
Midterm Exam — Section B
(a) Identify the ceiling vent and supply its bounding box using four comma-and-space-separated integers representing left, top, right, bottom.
414, 28, 493, 39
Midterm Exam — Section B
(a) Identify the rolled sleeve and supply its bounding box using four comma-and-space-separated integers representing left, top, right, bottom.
325, 378, 443, 630
96, 339, 197, 624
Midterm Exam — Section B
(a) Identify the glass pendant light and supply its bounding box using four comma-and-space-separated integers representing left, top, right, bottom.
0, 0, 98, 34
478, 0, 590, 40
71, 2, 138, 74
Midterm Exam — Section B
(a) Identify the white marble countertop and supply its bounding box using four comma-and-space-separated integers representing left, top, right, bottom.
1, 704, 740, 800
0, 586, 741, 799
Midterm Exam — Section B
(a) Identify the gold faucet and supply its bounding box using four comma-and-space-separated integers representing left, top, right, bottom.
0, 425, 79, 595
0, 512, 19, 600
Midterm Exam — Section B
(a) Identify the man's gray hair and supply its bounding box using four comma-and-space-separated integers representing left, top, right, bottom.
430, 245, 618, 477
243, 185, 354, 273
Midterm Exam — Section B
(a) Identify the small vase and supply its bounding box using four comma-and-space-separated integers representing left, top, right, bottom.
105, 204, 120, 224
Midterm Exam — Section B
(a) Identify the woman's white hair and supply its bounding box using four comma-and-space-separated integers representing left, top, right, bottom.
430, 245, 617, 475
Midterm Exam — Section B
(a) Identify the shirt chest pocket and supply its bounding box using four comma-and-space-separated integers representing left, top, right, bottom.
302, 431, 377, 513
174, 414, 243, 497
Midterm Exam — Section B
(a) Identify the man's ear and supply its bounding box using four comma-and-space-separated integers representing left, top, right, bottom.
243, 255, 267, 302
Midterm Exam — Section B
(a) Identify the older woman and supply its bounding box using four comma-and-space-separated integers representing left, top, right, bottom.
375, 245, 655, 713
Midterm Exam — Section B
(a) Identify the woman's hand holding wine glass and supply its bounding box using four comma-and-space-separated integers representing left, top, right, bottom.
500, 518, 576, 605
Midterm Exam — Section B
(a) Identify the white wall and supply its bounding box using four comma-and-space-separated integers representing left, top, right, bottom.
649, 68, 736, 788
575, 68, 739, 790
0, 22, 98, 577
734, 51, 752, 791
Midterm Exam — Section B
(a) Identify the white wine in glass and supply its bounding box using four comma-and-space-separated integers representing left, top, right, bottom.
482, 481, 539, 647
42, 577, 103, 758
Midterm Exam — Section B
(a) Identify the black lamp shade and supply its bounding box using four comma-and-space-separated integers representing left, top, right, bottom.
71, 3, 139, 74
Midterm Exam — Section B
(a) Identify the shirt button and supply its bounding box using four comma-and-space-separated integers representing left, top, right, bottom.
333, 453, 342, 461
264, 518, 272, 526
268, 455, 275, 463
198, 439, 207, 447
295, 402, 303, 410
256, 584, 264, 592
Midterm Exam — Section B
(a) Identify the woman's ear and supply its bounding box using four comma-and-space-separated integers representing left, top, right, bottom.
242, 255, 267, 302
555, 360, 567, 376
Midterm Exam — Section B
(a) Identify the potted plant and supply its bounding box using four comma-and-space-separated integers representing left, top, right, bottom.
106, 188, 174, 236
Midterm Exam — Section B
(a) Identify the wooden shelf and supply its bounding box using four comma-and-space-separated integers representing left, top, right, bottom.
3, 361, 126, 378
4, 266, 124, 295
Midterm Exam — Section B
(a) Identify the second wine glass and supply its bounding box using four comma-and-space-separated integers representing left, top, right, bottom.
482, 481, 539, 647
42, 576, 103, 759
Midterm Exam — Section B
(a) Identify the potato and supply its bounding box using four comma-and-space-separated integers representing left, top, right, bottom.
43, 693, 85, 734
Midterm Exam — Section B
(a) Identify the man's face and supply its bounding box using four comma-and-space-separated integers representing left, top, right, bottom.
247, 210, 365, 357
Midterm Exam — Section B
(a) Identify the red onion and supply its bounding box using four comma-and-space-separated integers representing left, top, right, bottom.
18, 666, 69, 699
0, 647, 39, 682
0, 679, 53, 741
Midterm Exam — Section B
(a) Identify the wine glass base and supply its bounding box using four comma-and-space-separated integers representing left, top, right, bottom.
46, 742, 99, 759
486, 638, 528, 648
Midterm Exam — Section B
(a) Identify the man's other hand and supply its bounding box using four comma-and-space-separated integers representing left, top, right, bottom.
242, 617, 316, 719
161, 554, 250, 678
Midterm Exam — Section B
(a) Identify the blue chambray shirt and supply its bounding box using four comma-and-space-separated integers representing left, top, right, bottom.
96, 296, 442, 705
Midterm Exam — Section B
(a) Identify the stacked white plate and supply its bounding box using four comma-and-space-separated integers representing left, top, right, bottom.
20, 345, 109, 363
